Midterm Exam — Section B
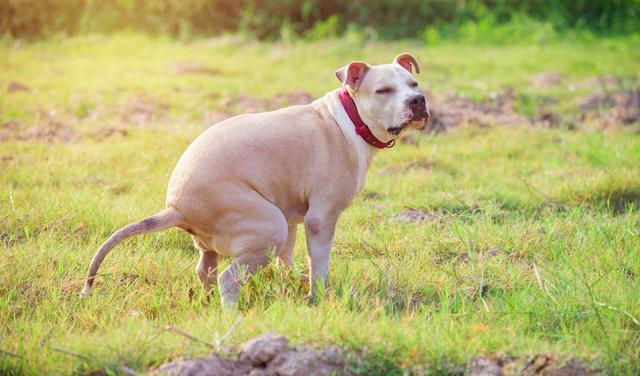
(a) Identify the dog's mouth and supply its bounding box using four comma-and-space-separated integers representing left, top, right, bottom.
387, 113, 430, 136
412, 110, 431, 124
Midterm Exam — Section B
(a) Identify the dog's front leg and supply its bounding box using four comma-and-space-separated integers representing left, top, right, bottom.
304, 211, 338, 302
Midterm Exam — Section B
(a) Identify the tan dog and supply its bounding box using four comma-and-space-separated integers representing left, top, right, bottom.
80, 53, 430, 308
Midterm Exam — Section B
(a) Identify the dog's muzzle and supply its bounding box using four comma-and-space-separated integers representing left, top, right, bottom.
407, 94, 430, 122
387, 95, 431, 135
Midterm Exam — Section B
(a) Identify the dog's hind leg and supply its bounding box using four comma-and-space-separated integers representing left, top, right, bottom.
217, 253, 271, 309
193, 236, 218, 292
216, 201, 288, 308
276, 224, 297, 269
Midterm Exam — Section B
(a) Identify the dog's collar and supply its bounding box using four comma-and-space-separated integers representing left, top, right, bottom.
338, 88, 395, 149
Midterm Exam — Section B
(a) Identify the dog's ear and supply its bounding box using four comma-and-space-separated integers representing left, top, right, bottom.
393, 53, 420, 74
334, 61, 370, 91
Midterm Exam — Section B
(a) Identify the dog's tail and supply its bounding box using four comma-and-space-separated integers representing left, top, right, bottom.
79, 207, 183, 297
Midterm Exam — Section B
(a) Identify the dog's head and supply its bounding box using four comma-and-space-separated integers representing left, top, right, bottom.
335, 53, 430, 141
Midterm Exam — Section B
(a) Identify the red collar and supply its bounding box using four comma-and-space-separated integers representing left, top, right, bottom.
338, 88, 395, 149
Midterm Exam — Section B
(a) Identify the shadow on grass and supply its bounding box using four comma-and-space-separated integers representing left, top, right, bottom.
577, 187, 640, 215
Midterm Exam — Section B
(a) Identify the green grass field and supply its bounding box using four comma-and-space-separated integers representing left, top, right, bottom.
1, 34, 639, 375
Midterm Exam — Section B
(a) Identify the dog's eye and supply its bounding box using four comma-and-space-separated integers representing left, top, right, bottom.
409, 81, 418, 88
375, 87, 394, 94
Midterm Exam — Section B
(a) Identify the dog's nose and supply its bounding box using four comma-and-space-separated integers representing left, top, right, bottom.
407, 94, 429, 119
407, 94, 426, 109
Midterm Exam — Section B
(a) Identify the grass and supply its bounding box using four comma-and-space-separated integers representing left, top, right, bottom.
1, 34, 639, 375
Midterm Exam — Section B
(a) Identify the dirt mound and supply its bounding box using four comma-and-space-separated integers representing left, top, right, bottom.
0, 121, 22, 142
534, 109, 562, 128
0, 116, 75, 143
467, 352, 596, 376
426, 78, 638, 132
120, 95, 169, 125
88, 126, 129, 141
577, 89, 640, 128
7, 81, 31, 93
566, 75, 639, 128
427, 89, 529, 132
152, 333, 350, 376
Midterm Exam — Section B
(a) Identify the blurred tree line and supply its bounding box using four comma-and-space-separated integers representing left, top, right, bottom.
1, 0, 638, 39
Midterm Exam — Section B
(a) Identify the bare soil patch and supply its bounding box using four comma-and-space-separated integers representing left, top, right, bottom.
426, 89, 530, 132
0, 155, 15, 163
0, 121, 21, 142
151, 333, 349, 376
468, 352, 595, 376
426, 76, 639, 132
120, 95, 170, 125
87, 126, 129, 141
577, 89, 640, 128
392, 208, 445, 224
7, 81, 31, 93
0, 116, 75, 143
0, 121, 128, 143
535, 109, 562, 128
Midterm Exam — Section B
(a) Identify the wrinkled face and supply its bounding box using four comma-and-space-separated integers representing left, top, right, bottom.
335, 53, 430, 141
355, 64, 430, 137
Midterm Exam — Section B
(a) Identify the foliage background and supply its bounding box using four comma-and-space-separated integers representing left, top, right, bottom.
2, 0, 639, 40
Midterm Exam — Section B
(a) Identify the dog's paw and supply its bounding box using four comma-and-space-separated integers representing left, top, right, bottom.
78, 285, 92, 298
305, 293, 320, 306
220, 298, 238, 312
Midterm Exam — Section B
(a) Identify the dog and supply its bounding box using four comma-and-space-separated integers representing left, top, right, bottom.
80, 53, 430, 308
